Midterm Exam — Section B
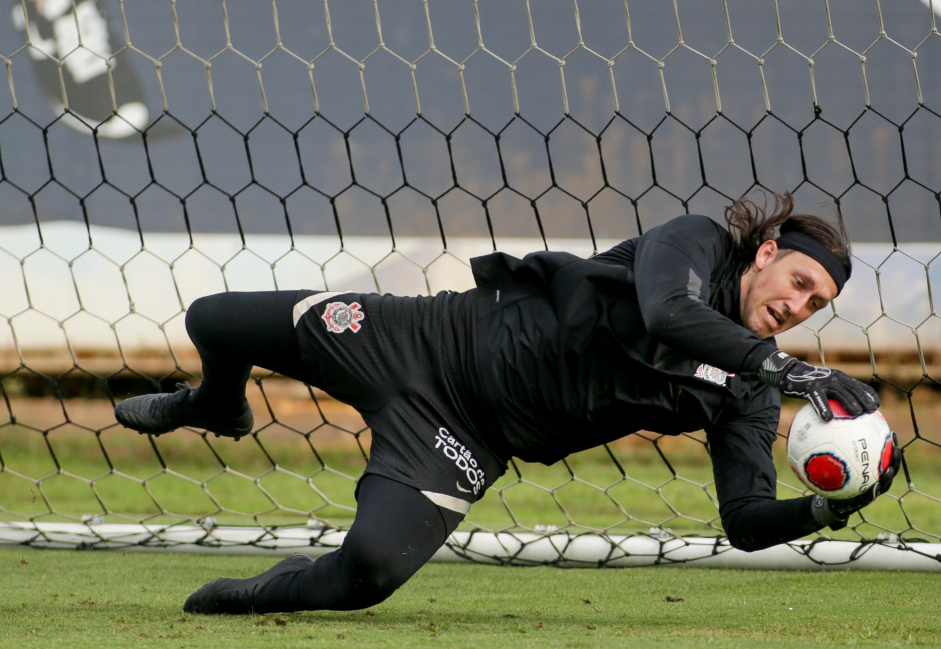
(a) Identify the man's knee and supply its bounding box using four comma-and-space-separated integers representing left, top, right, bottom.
290, 541, 421, 611
184, 293, 222, 344
313, 476, 461, 610
342, 536, 425, 604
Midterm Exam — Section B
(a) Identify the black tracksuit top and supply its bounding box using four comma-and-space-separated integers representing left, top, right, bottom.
469, 214, 821, 550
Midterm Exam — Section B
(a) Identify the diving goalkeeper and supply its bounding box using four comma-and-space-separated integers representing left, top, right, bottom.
114, 191, 900, 615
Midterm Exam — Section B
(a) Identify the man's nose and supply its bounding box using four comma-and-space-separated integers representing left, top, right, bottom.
784, 293, 812, 320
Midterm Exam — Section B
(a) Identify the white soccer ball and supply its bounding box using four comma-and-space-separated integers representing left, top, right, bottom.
786, 400, 895, 500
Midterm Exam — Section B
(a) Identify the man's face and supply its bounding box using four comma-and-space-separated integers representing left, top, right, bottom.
740, 240, 839, 339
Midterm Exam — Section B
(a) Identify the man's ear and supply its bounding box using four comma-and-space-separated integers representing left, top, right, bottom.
753, 239, 779, 271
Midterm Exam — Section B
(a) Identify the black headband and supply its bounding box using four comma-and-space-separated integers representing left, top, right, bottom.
774, 230, 850, 294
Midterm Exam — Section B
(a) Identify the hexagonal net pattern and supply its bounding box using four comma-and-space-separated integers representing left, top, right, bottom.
1, 1, 941, 569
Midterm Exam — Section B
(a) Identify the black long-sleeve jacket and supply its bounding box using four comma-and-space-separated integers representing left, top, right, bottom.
469, 214, 822, 550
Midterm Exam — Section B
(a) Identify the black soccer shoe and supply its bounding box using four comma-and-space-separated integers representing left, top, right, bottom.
183, 553, 316, 615
114, 383, 254, 439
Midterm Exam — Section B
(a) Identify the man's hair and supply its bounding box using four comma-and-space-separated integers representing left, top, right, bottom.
724, 191, 852, 272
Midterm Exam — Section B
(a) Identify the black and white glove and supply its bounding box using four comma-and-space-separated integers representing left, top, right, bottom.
756, 351, 880, 421
811, 434, 904, 531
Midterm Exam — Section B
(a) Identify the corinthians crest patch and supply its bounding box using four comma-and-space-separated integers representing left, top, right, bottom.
694, 363, 733, 386
322, 301, 365, 333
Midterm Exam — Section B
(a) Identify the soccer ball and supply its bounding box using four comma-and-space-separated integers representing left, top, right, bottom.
786, 400, 895, 500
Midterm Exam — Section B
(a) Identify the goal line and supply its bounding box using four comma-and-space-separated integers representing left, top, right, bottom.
3, 522, 940, 572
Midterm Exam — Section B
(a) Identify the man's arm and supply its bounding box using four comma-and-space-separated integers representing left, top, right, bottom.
708, 396, 824, 551
708, 394, 901, 551
628, 215, 778, 373
604, 215, 878, 420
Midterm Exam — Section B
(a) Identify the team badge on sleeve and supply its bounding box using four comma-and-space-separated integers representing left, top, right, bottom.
322, 301, 365, 333
694, 363, 733, 386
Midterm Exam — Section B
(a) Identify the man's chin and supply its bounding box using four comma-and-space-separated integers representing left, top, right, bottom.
760, 323, 792, 339
743, 312, 789, 339
744, 320, 775, 339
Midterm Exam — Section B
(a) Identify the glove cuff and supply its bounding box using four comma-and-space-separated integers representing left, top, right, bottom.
810, 494, 849, 531
757, 351, 798, 387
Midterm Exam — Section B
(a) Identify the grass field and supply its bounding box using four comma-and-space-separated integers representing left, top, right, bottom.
2, 399, 941, 542
4, 393, 941, 647
4, 548, 941, 649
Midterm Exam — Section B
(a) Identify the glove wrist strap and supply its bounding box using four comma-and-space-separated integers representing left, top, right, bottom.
757, 351, 797, 387
810, 495, 849, 531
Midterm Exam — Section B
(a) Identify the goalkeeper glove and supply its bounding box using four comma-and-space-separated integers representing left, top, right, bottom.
810, 433, 903, 531
757, 350, 880, 421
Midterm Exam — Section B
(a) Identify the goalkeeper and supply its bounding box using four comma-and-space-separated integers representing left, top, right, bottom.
114, 191, 899, 615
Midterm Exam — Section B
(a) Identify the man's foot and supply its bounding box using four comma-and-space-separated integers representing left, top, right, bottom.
114, 383, 254, 439
183, 554, 316, 615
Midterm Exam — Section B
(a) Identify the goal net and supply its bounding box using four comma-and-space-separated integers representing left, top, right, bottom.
2, 0, 941, 571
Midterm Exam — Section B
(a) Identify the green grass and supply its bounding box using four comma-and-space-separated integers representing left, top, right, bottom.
3, 548, 941, 649
4, 400, 941, 647
3, 420, 941, 543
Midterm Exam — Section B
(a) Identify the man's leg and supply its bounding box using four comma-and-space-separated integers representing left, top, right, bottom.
184, 474, 463, 614
184, 290, 309, 407
114, 291, 307, 437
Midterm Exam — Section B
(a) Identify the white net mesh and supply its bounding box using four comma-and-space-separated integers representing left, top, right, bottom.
1, 0, 941, 569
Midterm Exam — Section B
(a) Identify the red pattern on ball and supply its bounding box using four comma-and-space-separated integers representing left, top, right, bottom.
804, 453, 849, 491
879, 438, 894, 476
828, 398, 855, 420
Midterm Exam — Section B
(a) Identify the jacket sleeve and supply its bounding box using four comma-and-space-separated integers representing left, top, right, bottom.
630, 215, 777, 374
707, 393, 823, 551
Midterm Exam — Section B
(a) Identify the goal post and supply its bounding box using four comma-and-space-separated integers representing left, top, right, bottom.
2, 0, 941, 571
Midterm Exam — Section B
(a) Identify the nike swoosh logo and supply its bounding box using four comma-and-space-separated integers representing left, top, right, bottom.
456, 481, 472, 494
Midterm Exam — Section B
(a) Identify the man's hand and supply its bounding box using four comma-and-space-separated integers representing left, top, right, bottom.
811, 433, 903, 530
756, 351, 880, 421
